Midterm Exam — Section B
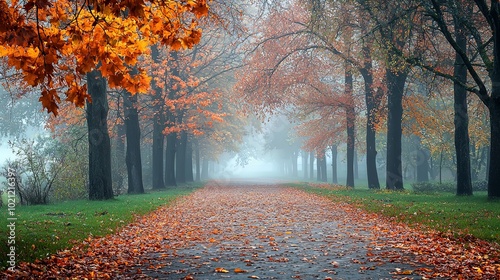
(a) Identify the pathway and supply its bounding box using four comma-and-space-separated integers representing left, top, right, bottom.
7, 181, 500, 279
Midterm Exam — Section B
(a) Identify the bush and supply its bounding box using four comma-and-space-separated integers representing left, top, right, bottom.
411, 181, 455, 193
1, 139, 64, 205
49, 139, 88, 201
41, 125, 91, 201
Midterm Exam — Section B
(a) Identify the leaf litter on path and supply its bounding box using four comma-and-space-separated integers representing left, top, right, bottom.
3, 182, 500, 279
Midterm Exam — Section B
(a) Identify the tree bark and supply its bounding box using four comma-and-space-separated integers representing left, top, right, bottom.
86, 70, 113, 200
176, 130, 187, 184
291, 151, 298, 177
152, 110, 165, 189
165, 130, 177, 187
151, 45, 165, 190
309, 151, 314, 180
331, 145, 338, 184
195, 139, 201, 181
386, 68, 407, 190
346, 66, 355, 188
186, 137, 194, 182
453, 13, 473, 195
354, 149, 358, 180
488, 98, 500, 198
302, 151, 308, 179
416, 138, 430, 182
316, 152, 321, 182
360, 66, 380, 189
486, 145, 490, 182
201, 158, 209, 180
124, 92, 144, 194
113, 120, 126, 194
321, 155, 327, 182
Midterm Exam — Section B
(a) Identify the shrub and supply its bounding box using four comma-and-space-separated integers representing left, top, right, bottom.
411, 181, 455, 193
1, 139, 64, 205
48, 131, 89, 201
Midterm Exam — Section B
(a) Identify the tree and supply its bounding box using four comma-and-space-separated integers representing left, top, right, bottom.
0, 0, 209, 199
422, 0, 500, 198
452, 1, 473, 195
150, 45, 166, 190
86, 70, 113, 199
123, 90, 144, 194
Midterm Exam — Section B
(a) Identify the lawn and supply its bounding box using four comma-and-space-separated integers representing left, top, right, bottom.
0, 184, 200, 269
296, 183, 500, 244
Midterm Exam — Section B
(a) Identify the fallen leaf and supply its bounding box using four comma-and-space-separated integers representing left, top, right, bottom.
234, 267, 247, 273
215, 267, 229, 273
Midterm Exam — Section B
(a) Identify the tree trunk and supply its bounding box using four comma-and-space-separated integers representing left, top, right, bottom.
151, 45, 165, 190
345, 64, 355, 188
195, 139, 201, 181
385, 69, 407, 190
322, 155, 328, 182
309, 151, 314, 180
354, 149, 358, 180
302, 151, 308, 179
316, 152, 321, 182
201, 158, 209, 180
488, 99, 500, 198
416, 140, 430, 182
152, 111, 165, 189
360, 48, 380, 189
165, 131, 177, 187
317, 150, 327, 182
124, 92, 144, 194
331, 145, 338, 184
453, 13, 473, 195
86, 70, 113, 200
292, 151, 298, 177
185, 136, 194, 182
486, 145, 490, 182
113, 121, 126, 194
176, 130, 187, 184
439, 150, 443, 184
486, 1, 500, 199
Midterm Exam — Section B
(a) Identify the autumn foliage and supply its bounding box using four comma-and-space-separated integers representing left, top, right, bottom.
0, 0, 208, 115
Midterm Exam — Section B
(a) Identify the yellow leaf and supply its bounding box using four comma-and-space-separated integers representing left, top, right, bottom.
26, 47, 40, 59
215, 267, 228, 273
0, 45, 9, 57
136, 40, 149, 52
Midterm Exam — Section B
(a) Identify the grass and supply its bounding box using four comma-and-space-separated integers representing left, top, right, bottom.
295, 183, 500, 244
0, 183, 201, 269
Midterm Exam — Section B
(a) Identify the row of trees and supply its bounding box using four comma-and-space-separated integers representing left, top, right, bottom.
0, 0, 249, 202
237, 0, 498, 198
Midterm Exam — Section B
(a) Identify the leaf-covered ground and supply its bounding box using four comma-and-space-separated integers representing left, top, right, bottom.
4, 182, 500, 279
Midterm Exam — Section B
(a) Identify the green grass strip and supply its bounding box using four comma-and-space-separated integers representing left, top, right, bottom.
1, 184, 201, 269
294, 183, 500, 244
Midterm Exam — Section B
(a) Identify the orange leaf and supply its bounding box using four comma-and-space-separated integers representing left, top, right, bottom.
215, 267, 229, 273
234, 268, 247, 273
